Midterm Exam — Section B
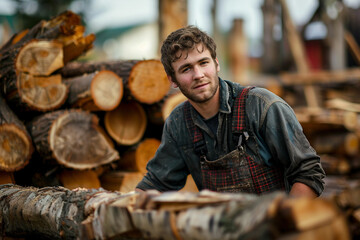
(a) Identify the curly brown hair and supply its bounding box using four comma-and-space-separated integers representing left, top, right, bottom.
160, 25, 217, 80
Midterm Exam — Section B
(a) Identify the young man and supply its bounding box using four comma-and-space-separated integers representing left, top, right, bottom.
136, 26, 325, 198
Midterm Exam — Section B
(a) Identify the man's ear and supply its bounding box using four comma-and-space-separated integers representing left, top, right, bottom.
167, 75, 178, 88
215, 58, 220, 72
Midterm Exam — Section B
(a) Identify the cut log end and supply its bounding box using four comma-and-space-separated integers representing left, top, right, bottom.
105, 101, 147, 146
59, 169, 101, 190
16, 40, 64, 76
18, 73, 68, 111
91, 70, 123, 111
49, 110, 119, 169
129, 60, 170, 104
135, 138, 161, 173
0, 124, 32, 171
100, 171, 144, 193
162, 91, 187, 121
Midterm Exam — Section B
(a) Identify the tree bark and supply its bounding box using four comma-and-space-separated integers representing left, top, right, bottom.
64, 70, 124, 111
27, 109, 119, 169
0, 184, 120, 239
0, 11, 94, 114
0, 185, 353, 240
0, 10, 94, 64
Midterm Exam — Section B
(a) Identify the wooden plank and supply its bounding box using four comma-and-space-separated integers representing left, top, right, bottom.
280, 68, 360, 85
345, 30, 360, 65
326, 98, 360, 113
279, 0, 320, 110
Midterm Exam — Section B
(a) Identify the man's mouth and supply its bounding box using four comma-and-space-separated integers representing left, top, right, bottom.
194, 83, 209, 89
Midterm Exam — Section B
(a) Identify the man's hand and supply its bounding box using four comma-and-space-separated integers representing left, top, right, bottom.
135, 188, 145, 193
289, 182, 318, 198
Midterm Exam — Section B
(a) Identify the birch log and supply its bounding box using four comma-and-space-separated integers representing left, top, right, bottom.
0, 184, 123, 239
0, 185, 353, 240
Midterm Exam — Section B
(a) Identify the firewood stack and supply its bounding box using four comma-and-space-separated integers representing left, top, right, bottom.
0, 11, 193, 193
0, 184, 357, 240
254, 70, 360, 199
256, 0, 360, 199
273, 69, 360, 199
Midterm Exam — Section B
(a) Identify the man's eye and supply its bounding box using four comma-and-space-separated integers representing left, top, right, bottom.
200, 61, 208, 65
182, 67, 190, 73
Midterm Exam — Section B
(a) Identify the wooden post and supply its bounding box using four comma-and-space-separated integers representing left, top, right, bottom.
158, 0, 188, 54
344, 30, 360, 65
228, 18, 248, 84
327, 4, 346, 71
261, 0, 281, 73
279, 0, 321, 112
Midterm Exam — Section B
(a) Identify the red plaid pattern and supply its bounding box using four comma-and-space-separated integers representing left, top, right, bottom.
248, 157, 285, 194
232, 86, 254, 133
184, 86, 285, 194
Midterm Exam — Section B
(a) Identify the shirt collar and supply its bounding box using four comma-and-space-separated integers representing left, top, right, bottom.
218, 77, 232, 114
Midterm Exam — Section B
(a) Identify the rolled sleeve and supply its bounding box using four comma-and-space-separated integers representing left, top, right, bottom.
260, 95, 325, 195
136, 119, 189, 192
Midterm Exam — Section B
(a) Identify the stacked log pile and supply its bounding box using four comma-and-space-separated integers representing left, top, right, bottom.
0, 184, 356, 239
254, 71, 360, 198
268, 68, 360, 198
255, 0, 360, 199
0, 11, 195, 193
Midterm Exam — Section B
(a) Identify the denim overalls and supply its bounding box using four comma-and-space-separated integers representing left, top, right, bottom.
184, 87, 285, 194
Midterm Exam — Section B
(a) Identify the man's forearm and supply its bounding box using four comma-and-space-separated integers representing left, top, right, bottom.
289, 182, 318, 198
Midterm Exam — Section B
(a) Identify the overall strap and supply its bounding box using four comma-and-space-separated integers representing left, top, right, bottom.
184, 101, 207, 157
184, 86, 255, 156
232, 86, 255, 146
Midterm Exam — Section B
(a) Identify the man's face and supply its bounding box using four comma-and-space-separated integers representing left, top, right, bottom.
169, 44, 220, 104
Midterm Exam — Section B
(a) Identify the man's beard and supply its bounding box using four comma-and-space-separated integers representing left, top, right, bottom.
175, 76, 219, 104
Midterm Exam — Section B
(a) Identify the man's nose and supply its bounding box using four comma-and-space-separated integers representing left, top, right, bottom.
193, 65, 204, 79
